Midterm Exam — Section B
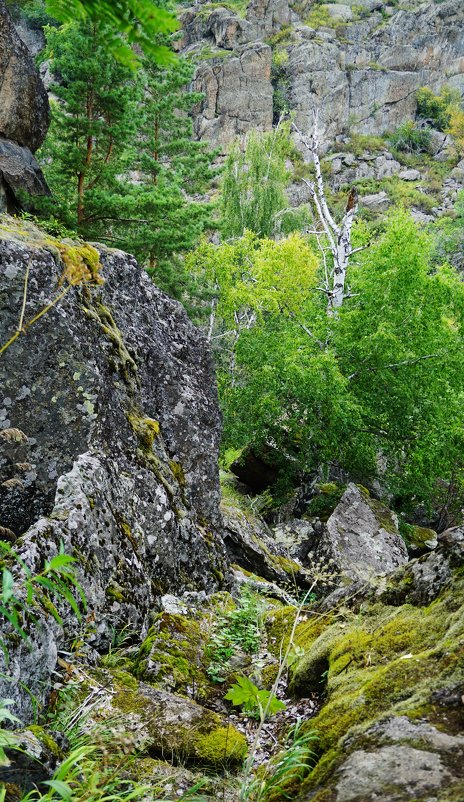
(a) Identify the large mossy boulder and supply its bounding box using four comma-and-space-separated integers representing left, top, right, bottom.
113, 684, 247, 768
285, 530, 464, 802
91, 668, 247, 770
0, 217, 227, 720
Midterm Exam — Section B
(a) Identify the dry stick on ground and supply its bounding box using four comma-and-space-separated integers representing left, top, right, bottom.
292, 111, 368, 315
239, 580, 318, 801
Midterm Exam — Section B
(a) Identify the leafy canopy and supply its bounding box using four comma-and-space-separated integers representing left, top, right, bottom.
44, 0, 178, 68
220, 123, 293, 239
189, 211, 464, 519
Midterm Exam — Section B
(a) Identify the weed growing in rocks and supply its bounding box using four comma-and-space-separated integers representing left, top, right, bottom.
206, 587, 265, 683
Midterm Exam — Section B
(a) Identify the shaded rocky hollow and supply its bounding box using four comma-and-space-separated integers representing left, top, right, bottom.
180, 0, 464, 153
0, 216, 228, 720
0, 1, 50, 209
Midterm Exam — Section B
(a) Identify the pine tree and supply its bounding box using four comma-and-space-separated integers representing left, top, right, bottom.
36, 20, 216, 297
38, 19, 140, 234
119, 55, 216, 295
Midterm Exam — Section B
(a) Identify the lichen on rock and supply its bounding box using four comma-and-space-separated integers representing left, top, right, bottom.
0, 216, 228, 720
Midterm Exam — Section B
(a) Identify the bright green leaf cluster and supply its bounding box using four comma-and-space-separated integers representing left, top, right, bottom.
225, 675, 286, 720
0, 541, 86, 659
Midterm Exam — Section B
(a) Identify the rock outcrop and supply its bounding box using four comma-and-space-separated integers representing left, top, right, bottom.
0, 216, 227, 720
181, 0, 464, 153
191, 42, 273, 150
0, 1, 50, 210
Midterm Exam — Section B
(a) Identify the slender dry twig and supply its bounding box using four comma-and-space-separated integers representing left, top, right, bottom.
239, 581, 318, 800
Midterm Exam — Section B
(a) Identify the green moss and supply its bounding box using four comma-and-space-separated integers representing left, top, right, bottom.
401, 524, 437, 552
112, 689, 148, 715
112, 689, 247, 767
110, 669, 138, 691
134, 613, 209, 697
27, 726, 63, 759
305, 483, 345, 522
305, 5, 337, 28
106, 582, 125, 602
264, 605, 330, 658
81, 300, 138, 387
365, 495, 398, 534
292, 574, 464, 791
128, 412, 160, 452
270, 554, 303, 575
169, 460, 185, 487
261, 662, 279, 689
264, 605, 296, 655
44, 239, 103, 286
194, 725, 247, 766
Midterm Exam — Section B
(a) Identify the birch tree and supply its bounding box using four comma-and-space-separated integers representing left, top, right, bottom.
293, 112, 363, 314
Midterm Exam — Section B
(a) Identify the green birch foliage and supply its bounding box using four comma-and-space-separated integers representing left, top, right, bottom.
189, 233, 366, 489
336, 210, 464, 514
189, 211, 464, 516
220, 125, 291, 239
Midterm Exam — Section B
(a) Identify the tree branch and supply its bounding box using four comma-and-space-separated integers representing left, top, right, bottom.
348, 351, 447, 380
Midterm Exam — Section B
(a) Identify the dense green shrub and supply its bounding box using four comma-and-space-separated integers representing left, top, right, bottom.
389, 121, 432, 154
416, 86, 459, 131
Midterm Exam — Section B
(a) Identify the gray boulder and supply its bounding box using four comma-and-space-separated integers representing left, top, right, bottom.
334, 745, 453, 802
222, 501, 313, 587
331, 717, 464, 802
315, 483, 408, 584
0, 139, 50, 202
361, 190, 390, 212
0, 217, 228, 719
0, 1, 50, 209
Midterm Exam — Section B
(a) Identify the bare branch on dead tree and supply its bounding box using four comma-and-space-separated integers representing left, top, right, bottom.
293, 110, 364, 315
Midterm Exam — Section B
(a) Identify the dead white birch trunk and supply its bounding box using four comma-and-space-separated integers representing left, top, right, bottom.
293, 111, 359, 315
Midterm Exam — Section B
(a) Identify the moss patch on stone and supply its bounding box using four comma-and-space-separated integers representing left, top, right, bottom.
111, 686, 247, 768
194, 725, 247, 766
290, 572, 464, 794
26, 726, 63, 759
134, 612, 210, 698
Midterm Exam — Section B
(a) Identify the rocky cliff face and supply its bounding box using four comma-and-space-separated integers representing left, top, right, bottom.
0, 216, 227, 719
181, 0, 464, 152
0, 0, 49, 210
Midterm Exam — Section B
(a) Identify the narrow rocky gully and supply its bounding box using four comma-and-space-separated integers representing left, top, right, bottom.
1, 0, 464, 799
